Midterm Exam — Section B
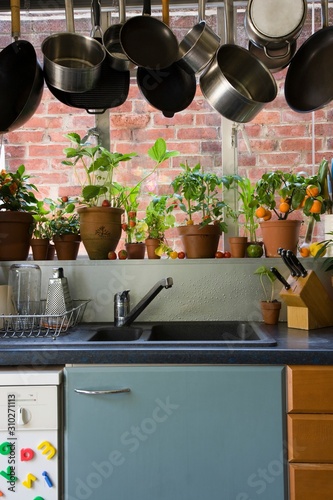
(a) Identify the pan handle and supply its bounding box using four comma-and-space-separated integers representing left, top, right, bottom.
322, 0, 328, 29
143, 0, 152, 17
119, 0, 126, 25
11, 0, 20, 40
224, 0, 234, 45
198, 0, 206, 23
65, 0, 75, 33
91, 0, 103, 39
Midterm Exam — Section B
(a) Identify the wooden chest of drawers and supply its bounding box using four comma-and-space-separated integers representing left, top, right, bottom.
287, 366, 333, 500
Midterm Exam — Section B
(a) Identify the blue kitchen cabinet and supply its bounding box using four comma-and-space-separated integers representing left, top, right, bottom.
64, 366, 287, 500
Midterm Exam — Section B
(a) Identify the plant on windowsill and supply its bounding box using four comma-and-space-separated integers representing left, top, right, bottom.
253, 160, 331, 257
143, 194, 176, 259
0, 164, 39, 261
230, 175, 262, 258
62, 135, 179, 259
254, 265, 281, 325
171, 162, 233, 258
46, 196, 81, 260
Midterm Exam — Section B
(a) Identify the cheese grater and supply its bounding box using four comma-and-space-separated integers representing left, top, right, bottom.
45, 268, 73, 322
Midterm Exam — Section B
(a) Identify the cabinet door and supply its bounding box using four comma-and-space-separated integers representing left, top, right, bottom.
64, 366, 286, 500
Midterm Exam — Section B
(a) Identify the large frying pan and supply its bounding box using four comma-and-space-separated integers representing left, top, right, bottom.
46, 0, 129, 114
285, 0, 333, 113
137, 0, 196, 118
0, 0, 44, 133
120, 0, 179, 70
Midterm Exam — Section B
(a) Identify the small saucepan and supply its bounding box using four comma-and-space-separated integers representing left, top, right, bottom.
177, 0, 220, 75
103, 0, 134, 72
42, 0, 105, 93
199, 0, 277, 123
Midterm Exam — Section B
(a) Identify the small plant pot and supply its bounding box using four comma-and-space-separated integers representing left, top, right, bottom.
229, 236, 247, 258
30, 238, 50, 260
145, 238, 162, 259
53, 234, 81, 260
125, 242, 146, 259
260, 301, 281, 325
177, 224, 221, 259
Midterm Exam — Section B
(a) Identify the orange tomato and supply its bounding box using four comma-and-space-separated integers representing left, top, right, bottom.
255, 206, 266, 218
169, 251, 178, 259
309, 199, 322, 214
306, 185, 320, 198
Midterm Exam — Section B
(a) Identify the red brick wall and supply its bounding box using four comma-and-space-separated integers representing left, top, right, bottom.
1, 4, 333, 247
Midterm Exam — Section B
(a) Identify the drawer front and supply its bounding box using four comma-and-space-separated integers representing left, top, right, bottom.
287, 365, 333, 413
288, 414, 333, 462
289, 464, 333, 500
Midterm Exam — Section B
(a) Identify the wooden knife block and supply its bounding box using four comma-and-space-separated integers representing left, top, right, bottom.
279, 270, 333, 330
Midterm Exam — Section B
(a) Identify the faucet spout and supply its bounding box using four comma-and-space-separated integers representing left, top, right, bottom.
114, 277, 173, 327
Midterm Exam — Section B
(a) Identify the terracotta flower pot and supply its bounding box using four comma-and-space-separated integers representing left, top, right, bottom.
177, 224, 222, 259
30, 238, 50, 260
229, 236, 247, 258
125, 242, 146, 259
145, 238, 162, 259
260, 301, 281, 325
0, 211, 33, 261
260, 220, 301, 258
53, 234, 81, 260
77, 206, 124, 260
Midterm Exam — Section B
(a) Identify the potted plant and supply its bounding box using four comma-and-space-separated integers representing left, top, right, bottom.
171, 162, 231, 258
47, 197, 81, 260
62, 134, 179, 259
254, 265, 281, 324
31, 200, 53, 260
253, 161, 330, 257
0, 164, 39, 261
144, 194, 176, 259
120, 186, 146, 259
230, 175, 261, 258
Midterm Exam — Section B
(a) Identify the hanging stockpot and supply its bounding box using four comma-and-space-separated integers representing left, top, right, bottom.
285, 0, 333, 113
0, 0, 44, 133
119, 0, 179, 70
42, 0, 105, 93
46, 0, 129, 113
177, 0, 220, 74
245, 0, 306, 72
199, 0, 277, 123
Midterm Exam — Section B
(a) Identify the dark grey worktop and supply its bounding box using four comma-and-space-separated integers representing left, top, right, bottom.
0, 322, 333, 366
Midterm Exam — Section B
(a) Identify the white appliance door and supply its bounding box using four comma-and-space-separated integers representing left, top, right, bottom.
0, 381, 60, 499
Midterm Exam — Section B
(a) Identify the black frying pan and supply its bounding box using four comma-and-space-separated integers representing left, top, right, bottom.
46, 0, 129, 114
285, 0, 333, 112
0, 0, 44, 133
136, 0, 196, 118
120, 0, 178, 70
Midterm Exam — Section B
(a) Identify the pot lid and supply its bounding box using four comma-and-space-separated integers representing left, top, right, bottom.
250, 0, 305, 38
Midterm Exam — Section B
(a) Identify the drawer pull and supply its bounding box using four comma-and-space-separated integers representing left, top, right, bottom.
74, 388, 131, 395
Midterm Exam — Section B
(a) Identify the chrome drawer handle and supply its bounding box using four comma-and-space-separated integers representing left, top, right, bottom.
74, 388, 131, 395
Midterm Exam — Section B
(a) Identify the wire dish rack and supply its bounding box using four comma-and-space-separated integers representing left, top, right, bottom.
0, 300, 90, 338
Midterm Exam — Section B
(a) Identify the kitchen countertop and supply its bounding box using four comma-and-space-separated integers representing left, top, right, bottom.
0, 322, 333, 366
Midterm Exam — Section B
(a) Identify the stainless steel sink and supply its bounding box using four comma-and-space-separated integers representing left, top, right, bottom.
88, 326, 143, 342
87, 322, 276, 346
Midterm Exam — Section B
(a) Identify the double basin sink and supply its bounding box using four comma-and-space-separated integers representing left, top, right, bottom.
87, 321, 277, 347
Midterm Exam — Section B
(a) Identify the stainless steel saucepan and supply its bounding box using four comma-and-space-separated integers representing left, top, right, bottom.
200, 0, 277, 123
42, 0, 105, 93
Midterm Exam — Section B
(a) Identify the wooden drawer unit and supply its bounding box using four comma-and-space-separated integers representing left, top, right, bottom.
289, 464, 333, 500
287, 365, 333, 413
287, 366, 333, 500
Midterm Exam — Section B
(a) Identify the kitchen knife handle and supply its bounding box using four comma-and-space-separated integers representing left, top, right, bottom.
278, 248, 297, 277
286, 250, 308, 277
270, 267, 291, 289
